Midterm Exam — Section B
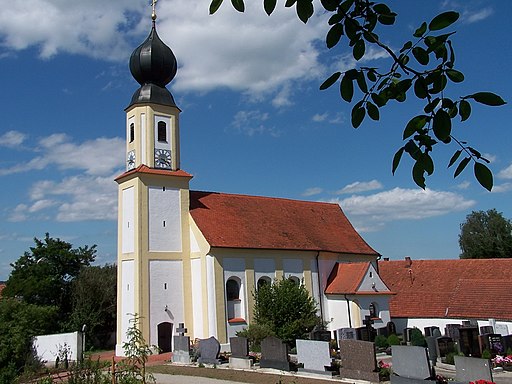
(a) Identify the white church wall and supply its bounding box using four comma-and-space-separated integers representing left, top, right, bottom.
356, 295, 391, 329
140, 113, 146, 165
358, 264, 389, 292
153, 114, 171, 151
254, 258, 276, 284
310, 259, 321, 314
206, 254, 218, 338
117, 259, 135, 356
325, 296, 351, 331
190, 258, 205, 339
33, 331, 83, 366
282, 258, 303, 281
121, 187, 134, 254
224, 258, 248, 340
148, 186, 181, 252
189, 226, 200, 253
149, 260, 184, 349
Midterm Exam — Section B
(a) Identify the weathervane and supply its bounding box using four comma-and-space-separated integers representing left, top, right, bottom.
151, 0, 158, 22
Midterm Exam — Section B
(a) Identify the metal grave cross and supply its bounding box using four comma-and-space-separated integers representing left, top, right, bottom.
176, 323, 187, 336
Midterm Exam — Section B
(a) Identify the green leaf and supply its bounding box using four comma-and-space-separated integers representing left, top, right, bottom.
433, 109, 451, 142
373, 3, 392, 15
428, 11, 459, 31
454, 156, 470, 178
209, 0, 224, 14
285, 0, 297, 7
351, 105, 365, 128
413, 22, 427, 37
296, 0, 314, 23
371, 92, 387, 107
367, 70, 377, 82
412, 161, 426, 189
231, 0, 245, 12
378, 13, 396, 25
400, 41, 413, 53
264, 0, 277, 15
404, 140, 421, 161
320, 72, 341, 90
446, 69, 464, 83
459, 99, 471, 121
448, 149, 462, 168
414, 77, 428, 99
474, 162, 493, 191
326, 24, 344, 48
467, 92, 507, 106
356, 71, 368, 93
366, 102, 380, 121
412, 47, 429, 65
419, 153, 434, 175
403, 115, 428, 139
392, 147, 404, 174
353, 39, 365, 60
340, 73, 354, 102
320, 0, 339, 12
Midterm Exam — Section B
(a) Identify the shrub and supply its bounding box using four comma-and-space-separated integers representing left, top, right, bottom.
481, 349, 492, 360
236, 323, 275, 352
375, 335, 389, 349
410, 328, 427, 347
387, 334, 400, 346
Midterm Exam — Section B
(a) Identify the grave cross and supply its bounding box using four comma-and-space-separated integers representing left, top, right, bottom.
363, 315, 374, 329
176, 322, 187, 336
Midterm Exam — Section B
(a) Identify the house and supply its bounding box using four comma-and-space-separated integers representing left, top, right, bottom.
114, 8, 392, 355
379, 257, 512, 335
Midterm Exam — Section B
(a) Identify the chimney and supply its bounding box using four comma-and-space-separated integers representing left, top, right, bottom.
405, 256, 412, 267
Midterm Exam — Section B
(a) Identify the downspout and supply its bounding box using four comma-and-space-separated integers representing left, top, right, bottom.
315, 252, 324, 324
344, 294, 352, 328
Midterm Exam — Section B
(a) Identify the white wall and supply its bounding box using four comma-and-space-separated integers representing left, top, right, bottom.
33, 331, 83, 366
148, 186, 181, 252
254, 258, 275, 284
282, 258, 303, 281
121, 187, 134, 254
206, 254, 217, 338
223, 258, 247, 340
190, 258, 205, 339
118, 259, 135, 356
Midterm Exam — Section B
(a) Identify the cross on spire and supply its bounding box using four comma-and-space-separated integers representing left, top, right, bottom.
151, 0, 158, 21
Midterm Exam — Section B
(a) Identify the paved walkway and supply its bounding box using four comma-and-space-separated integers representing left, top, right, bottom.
153, 374, 248, 384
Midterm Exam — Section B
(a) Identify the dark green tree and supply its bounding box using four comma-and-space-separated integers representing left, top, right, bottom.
0, 298, 58, 383
68, 264, 117, 350
253, 277, 321, 346
2, 233, 96, 326
459, 209, 512, 259
209, 0, 506, 190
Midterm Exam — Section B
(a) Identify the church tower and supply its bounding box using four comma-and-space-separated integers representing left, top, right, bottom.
115, 4, 194, 356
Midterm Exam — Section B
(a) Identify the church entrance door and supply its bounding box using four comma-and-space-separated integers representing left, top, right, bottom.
157, 322, 173, 353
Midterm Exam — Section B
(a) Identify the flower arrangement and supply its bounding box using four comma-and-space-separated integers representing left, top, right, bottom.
378, 360, 392, 381
469, 380, 495, 384
492, 354, 512, 365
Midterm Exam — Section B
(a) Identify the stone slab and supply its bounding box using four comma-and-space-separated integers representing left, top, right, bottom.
392, 345, 432, 380
229, 337, 248, 358
198, 336, 220, 365
296, 339, 331, 373
339, 368, 379, 383
339, 339, 377, 372
454, 356, 493, 382
229, 357, 252, 369
260, 336, 290, 371
171, 350, 191, 364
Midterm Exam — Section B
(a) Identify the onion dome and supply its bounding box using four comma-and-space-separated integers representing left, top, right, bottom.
128, 21, 178, 108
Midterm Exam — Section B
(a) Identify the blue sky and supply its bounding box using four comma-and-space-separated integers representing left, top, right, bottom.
0, 0, 510, 280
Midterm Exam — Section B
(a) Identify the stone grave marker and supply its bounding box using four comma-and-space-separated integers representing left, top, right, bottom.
363, 315, 376, 342
387, 321, 397, 335
403, 328, 414, 344
339, 339, 379, 383
229, 336, 251, 369
309, 326, 331, 342
435, 336, 455, 363
459, 327, 480, 357
296, 339, 333, 376
480, 333, 505, 357
432, 328, 442, 338
356, 326, 370, 342
198, 336, 220, 365
171, 323, 191, 364
337, 327, 357, 341
445, 324, 462, 340
424, 326, 440, 337
260, 336, 290, 371
391, 345, 433, 381
454, 356, 493, 383
503, 335, 512, 353
495, 323, 509, 336
480, 326, 494, 335
425, 336, 437, 365
377, 326, 389, 337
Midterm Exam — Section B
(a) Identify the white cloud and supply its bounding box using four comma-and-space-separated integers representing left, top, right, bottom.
0, 130, 27, 148
457, 181, 471, 190
463, 7, 493, 24
498, 163, 512, 179
328, 187, 475, 231
302, 187, 323, 197
312, 113, 328, 122
336, 180, 383, 194
491, 183, 512, 194
230, 110, 280, 137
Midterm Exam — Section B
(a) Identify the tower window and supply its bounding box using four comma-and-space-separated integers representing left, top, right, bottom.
129, 123, 135, 143
157, 121, 167, 142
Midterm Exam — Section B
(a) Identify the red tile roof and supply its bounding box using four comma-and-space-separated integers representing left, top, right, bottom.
0, 282, 5, 297
189, 191, 379, 255
115, 165, 192, 181
325, 262, 369, 294
379, 259, 512, 321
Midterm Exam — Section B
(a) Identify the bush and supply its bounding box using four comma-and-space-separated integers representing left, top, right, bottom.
236, 323, 275, 352
481, 349, 492, 360
410, 328, 427, 347
375, 335, 389, 349
387, 334, 400, 346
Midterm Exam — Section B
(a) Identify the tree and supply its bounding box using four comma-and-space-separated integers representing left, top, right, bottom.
209, 0, 506, 190
459, 209, 512, 259
2, 233, 96, 326
68, 264, 117, 350
253, 277, 321, 346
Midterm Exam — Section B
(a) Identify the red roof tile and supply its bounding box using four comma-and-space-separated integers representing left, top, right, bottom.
0, 283, 5, 297
325, 262, 369, 294
189, 191, 379, 255
115, 165, 192, 181
379, 259, 512, 321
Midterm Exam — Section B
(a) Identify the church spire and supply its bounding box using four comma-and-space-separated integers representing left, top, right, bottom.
128, 0, 178, 108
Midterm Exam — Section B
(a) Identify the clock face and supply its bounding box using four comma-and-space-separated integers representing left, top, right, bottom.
127, 150, 136, 170
154, 149, 171, 169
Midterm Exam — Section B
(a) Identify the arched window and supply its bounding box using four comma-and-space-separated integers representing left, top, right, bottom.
129, 123, 135, 143
226, 279, 240, 301
226, 278, 242, 320
157, 121, 167, 142
369, 302, 378, 319
288, 276, 300, 285
257, 276, 271, 290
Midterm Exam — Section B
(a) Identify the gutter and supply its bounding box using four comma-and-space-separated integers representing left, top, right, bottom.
344, 294, 352, 328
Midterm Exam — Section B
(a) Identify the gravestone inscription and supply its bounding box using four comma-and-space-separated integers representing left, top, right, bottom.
260, 336, 290, 371
445, 324, 462, 340
339, 339, 379, 383
435, 336, 455, 362
480, 333, 504, 357
171, 322, 191, 364
459, 327, 480, 357
337, 327, 357, 341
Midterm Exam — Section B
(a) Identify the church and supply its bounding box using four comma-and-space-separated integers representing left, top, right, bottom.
115, 6, 393, 356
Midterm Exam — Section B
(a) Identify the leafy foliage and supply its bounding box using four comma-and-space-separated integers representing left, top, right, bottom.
253, 277, 321, 346
410, 327, 427, 347
459, 209, 512, 259
3, 233, 96, 325
209, 0, 506, 190
236, 323, 275, 352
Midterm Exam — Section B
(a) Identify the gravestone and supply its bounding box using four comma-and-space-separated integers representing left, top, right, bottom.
425, 336, 437, 365
480, 333, 504, 357
171, 323, 191, 364
309, 326, 331, 342
229, 336, 251, 369
363, 315, 376, 342
391, 345, 433, 381
435, 336, 455, 362
356, 326, 370, 342
503, 335, 512, 353
432, 328, 442, 338
377, 326, 389, 337
260, 336, 290, 371
454, 356, 493, 383
387, 321, 397, 335
403, 328, 414, 344
480, 326, 494, 335
339, 339, 379, 382
445, 324, 462, 340
424, 326, 440, 337
296, 339, 333, 376
495, 323, 509, 336
198, 336, 221, 365
459, 327, 480, 357
337, 327, 357, 341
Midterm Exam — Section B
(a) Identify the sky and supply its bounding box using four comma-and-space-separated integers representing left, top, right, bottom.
0, 0, 511, 280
